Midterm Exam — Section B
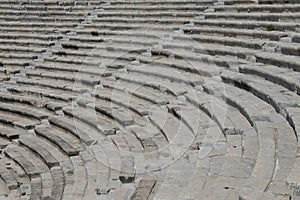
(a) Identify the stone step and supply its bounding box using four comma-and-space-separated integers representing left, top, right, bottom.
0, 38, 54, 47
204, 12, 300, 22
114, 71, 189, 96
0, 102, 50, 120
110, 134, 135, 183
8, 84, 73, 102
94, 87, 154, 116
63, 106, 119, 136
25, 69, 100, 86
107, 0, 215, 5
126, 64, 204, 87
85, 17, 299, 32
0, 124, 26, 139
185, 89, 250, 135
239, 63, 300, 95
214, 4, 300, 13
0, 10, 85, 17
217, 82, 297, 196
0, 110, 39, 129
0, 163, 18, 191
19, 135, 68, 168
68, 155, 87, 199
4, 144, 50, 179
93, 98, 138, 126
101, 79, 172, 105
258, 0, 299, 4
221, 71, 300, 116
0, 45, 46, 53
34, 126, 85, 156
48, 115, 99, 145
100, 5, 209, 11
0, 156, 31, 199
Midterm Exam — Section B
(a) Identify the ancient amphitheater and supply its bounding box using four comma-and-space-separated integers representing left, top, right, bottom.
0, 0, 300, 199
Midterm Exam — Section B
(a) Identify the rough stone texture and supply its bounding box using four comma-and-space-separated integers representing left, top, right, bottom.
0, 0, 299, 199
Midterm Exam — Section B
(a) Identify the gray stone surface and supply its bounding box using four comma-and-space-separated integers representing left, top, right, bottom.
0, 0, 299, 199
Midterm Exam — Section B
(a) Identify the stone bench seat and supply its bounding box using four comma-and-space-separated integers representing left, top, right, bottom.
0, 10, 85, 17
0, 83, 68, 108
0, 21, 76, 28
185, 89, 251, 135
43, 56, 100, 67
79, 25, 300, 43
96, 11, 199, 18
255, 51, 300, 72
25, 69, 100, 86
0, 59, 30, 68
194, 19, 299, 32
78, 20, 300, 43
35, 126, 85, 156
0, 32, 62, 41
0, 24, 74, 36
126, 63, 204, 87
211, 80, 297, 197
0, 110, 40, 129
101, 79, 172, 105
19, 135, 68, 168
17, 78, 83, 94
8, 85, 73, 102
223, 0, 257, 5
109, 134, 135, 185
0, 163, 18, 191
4, 144, 50, 179
0, 124, 26, 139
0, 45, 46, 54
81, 18, 299, 36
85, 18, 294, 33
100, 5, 209, 11
0, 38, 55, 47
221, 71, 300, 145
33, 62, 113, 78
0, 15, 84, 23
239, 63, 300, 95
5, 145, 53, 199
214, 4, 300, 13
0, 102, 50, 120
107, 0, 215, 5
0, 52, 38, 60
258, 0, 299, 3
94, 87, 156, 116
48, 116, 99, 145
114, 71, 188, 96
63, 106, 119, 136
203, 12, 300, 22
93, 99, 138, 126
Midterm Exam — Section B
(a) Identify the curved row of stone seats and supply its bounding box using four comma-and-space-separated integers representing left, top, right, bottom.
4, 144, 51, 199
202, 78, 297, 198
0, 95, 104, 199
0, 0, 104, 82
0, 156, 31, 199
14, 27, 262, 198
214, 4, 300, 12
203, 12, 300, 22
